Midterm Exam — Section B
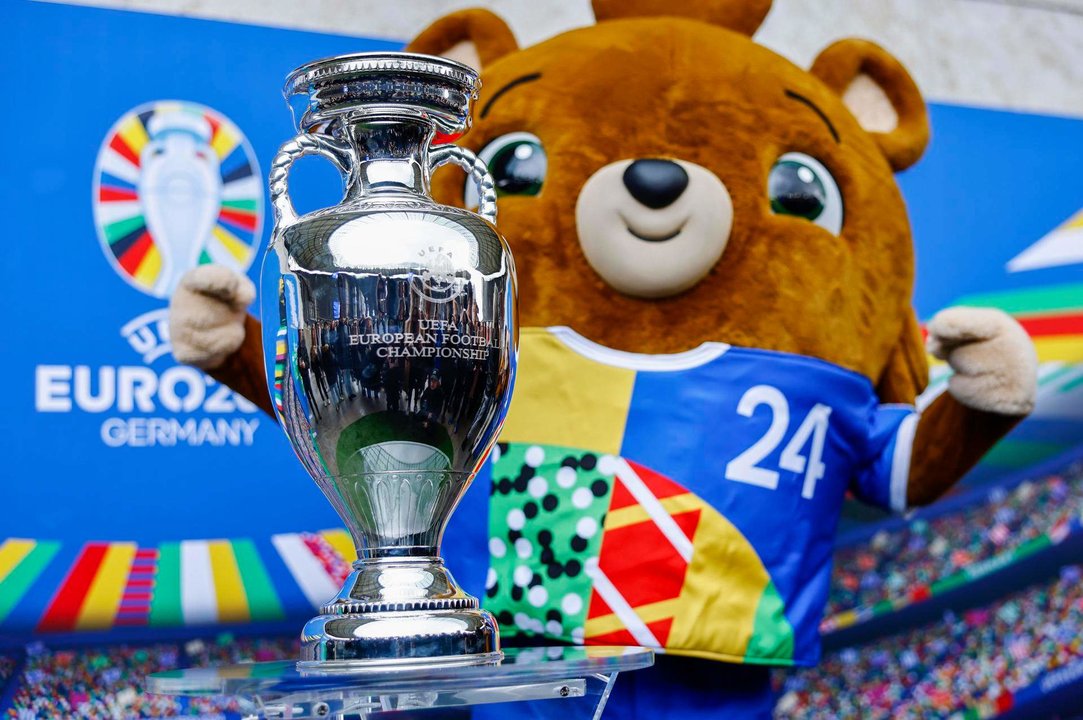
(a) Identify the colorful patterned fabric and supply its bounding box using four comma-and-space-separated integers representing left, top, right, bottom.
478, 327, 918, 666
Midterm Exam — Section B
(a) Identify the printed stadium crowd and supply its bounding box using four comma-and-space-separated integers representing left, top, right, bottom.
827, 461, 1083, 617
3, 634, 297, 719
777, 564, 1083, 719
0, 655, 18, 692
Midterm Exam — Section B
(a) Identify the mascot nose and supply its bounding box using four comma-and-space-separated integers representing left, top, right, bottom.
623, 159, 689, 209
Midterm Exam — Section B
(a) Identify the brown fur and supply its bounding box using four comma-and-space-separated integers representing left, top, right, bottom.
412, 3, 1024, 507
206, 0, 1027, 509
418, 12, 925, 384
212, 314, 275, 419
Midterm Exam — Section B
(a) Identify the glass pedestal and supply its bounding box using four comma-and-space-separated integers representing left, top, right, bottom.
147, 645, 653, 720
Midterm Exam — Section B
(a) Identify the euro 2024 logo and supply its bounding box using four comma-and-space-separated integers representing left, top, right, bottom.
34, 101, 263, 448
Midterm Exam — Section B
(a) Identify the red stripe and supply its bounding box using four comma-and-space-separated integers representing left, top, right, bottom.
218, 208, 257, 231
121, 592, 152, 602
99, 186, 138, 202
109, 134, 140, 167
118, 232, 153, 275
114, 617, 148, 626
37, 544, 109, 632
434, 131, 463, 145
126, 573, 155, 583
205, 112, 221, 139
1017, 313, 1083, 338
125, 578, 155, 589
301, 535, 349, 584
135, 549, 159, 560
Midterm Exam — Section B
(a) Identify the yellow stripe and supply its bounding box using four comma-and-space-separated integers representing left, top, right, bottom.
585, 598, 681, 638
0, 539, 35, 584
499, 329, 635, 455
75, 543, 136, 630
211, 123, 240, 159
219, 664, 257, 679
321, 529, 357, 564
929, 335, 1083, 366
117, 115, 150, 156
603, 493, 704, 531
829, 609, 859, 629
133, 243, 162, 288
1033, 336, 1083, 363
212, 225, 253, 265
1063, 209, 1083, 230
208, 541, 250, 623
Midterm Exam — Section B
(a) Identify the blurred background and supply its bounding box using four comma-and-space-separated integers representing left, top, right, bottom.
2, 0, 1081, 717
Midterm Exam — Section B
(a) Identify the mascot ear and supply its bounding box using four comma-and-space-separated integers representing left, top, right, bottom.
405, 9, 519, 72
810, 39, 930, 171
876, 312, 930, 404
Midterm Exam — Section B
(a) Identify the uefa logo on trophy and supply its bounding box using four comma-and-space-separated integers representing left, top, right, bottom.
93, 101, 263, 298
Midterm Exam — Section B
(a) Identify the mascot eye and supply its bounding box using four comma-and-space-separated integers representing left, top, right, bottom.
767, 152, 843, 235
465, 132, 547, 208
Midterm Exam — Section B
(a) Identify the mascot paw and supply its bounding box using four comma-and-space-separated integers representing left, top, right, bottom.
168, 265, 255, 370
926, 306, 1037, 416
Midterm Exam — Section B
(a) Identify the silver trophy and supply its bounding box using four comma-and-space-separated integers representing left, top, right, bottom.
260, 52, 517, 667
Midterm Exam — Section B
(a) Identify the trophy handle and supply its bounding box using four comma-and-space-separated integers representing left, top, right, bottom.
269, 133, 355, 228
429, 145, 498, 225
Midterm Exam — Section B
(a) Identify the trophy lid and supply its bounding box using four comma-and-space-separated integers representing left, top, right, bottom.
284, 52, 481, 135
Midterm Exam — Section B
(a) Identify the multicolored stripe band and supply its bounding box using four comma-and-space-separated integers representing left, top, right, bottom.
18, 535, 299, 634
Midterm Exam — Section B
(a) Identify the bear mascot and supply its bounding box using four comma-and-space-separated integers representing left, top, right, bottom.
169, 0, 1038, 716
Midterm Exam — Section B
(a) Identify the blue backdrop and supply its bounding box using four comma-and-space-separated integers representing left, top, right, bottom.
2, 0, 1081, 638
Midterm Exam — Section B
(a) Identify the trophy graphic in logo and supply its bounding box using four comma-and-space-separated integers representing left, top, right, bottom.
93, 101, 262, 298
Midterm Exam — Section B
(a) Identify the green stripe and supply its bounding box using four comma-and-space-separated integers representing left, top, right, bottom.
1015, 535, 1051, 558
0, 542, 60, 623
252, 661, 289, 678
149, 542, 183, 627
951, 283, 1083, 315
744, 580, 794, 663
232, 540, 284, 622
981, 440, 1067, 469
221, 199, 257, 212
103, 215, 145, 244
931, 572, 969, 594
1038, 365, 1079, 387
1060, 372, 1083, 394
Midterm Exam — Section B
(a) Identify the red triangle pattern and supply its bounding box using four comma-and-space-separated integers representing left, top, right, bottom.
597, 509, 700, 608
608, 474, 638, 511
625, 459, 688, 500
646, 617, 674, 646
586, 588, 613, 621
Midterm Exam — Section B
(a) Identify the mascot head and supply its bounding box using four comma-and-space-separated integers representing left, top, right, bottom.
409, 0, 931, 396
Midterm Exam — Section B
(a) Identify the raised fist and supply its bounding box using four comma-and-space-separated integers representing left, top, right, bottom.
926, 306, 1037, 416
169, 265, 256, 370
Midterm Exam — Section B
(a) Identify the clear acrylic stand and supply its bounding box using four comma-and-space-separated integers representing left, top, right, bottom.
147, 645, 653, 720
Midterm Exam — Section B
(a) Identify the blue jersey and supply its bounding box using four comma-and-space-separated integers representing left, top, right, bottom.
443, 326, 916, 666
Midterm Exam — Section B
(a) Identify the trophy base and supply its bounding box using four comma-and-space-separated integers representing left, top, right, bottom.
299, 557, 499, 666
299, 606, 501, 666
